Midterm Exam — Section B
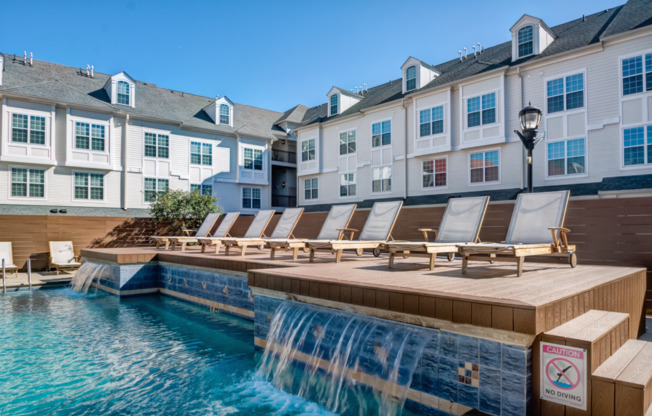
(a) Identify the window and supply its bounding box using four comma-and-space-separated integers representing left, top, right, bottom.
144, 133, 169, 158
244, 148, 263, 170
117, 81, 130, 105
339, 130, 356, 155
330, 94, 338, 116
422, 158, 447, 188
623, 126, 652, 166
470, 150, 499, 183
304, 178, 318, 200
372, 121, 391, 147
419, 106, 444, 137
406, 66, 416, 91
242, 187, 261, 208
547, 73, 584, 113
191, 184, 213, 195
340, 173, 356, 197
191, 142, 212, 165
12, 114, 46, 145
144, 178, 169, 202
75, 122, 105, 151
220, 104, 230, 124
518, 26, 533, 57
74, 172, 104, 200
301, 139, 315, 162
372, 167, 391, 192
622, 54, 652, 96
547, 139, 585, 176
11, 168, 45, 198
467, 93, 496, 127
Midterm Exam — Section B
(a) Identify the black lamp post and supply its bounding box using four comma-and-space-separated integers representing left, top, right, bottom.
515, 104, 543, 193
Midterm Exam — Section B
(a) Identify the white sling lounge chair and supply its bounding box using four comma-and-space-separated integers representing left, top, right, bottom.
151, 212, 222, 251
0, 242, 19, 277
384, 196, 489, 270
266, 204, 357, 260
49, 241, 81, 275
219, 209, 276, 256
193, 212, 241, 253
306, 200, 403, 263
459, 190, 577, 277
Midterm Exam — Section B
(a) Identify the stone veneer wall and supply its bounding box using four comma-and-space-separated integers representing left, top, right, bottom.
255, 294, 532, 416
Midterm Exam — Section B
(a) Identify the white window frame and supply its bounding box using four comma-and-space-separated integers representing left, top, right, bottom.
339, 172, 356, 198
468, 148, 501, 186
7, 108, 51, 149
466, 91, 497, 129
117, 81, 130, 106
301, 138, 316, 162
544, 70, 586, 115
143, 177, 169, 204
72, 171, 106, 202
405, 66, 417, 92
371, 120, 391, 148
371, 166, 392, 194
620, 124, 652, 170
421, 156, 448, 190
219, 104, 230, 125
418, 106, 445, 139
190, 141, 213, 166
8, 165, 46, 200
304, 177, 319, 201
517, 25, 534, 58
143, 131, 170, 159
72, 120, 109, 153
330, 94, 339, 116
339, 129, 357, 155
242, 146, 263, 171
620, 50, 652, 97
242, 186, 262, 209
545, 137, 588, 179
191, 183, 213, 195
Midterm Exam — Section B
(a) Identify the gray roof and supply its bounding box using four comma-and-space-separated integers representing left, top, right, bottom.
274, 104, 309, 125
0, 55, 286, 141
298, 0, 651, 128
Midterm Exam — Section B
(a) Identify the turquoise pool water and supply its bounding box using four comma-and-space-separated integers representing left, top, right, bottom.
0, 289, 336, 416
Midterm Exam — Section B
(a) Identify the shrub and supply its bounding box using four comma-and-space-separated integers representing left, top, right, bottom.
149, 189, 221, 234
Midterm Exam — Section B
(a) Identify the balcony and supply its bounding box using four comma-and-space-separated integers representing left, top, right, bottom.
271, 149, 296, 164
272, 186, 297, 207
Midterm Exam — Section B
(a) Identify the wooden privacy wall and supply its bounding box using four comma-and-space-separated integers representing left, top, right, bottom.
0, 196, 650, 310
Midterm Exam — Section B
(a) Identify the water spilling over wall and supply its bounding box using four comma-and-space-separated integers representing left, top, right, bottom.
70, 262, 113, 294
258, 300, 430, 416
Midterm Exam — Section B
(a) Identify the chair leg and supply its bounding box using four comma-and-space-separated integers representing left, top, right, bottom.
225, 245, 230, 255
270, 247, 276, 260
309, 248, 315, 262
164, 240, 169, 250
429, 254, 436, 270
517, 257, 524, 277
389, 252, 395, 268
215, 242, 222, 255
462, 255, 468, 274
240, 245, 247, 257
201, 242, 207, 253
292, 247, 299, 261
181, 242, 187, 252
335, 249, 343, 263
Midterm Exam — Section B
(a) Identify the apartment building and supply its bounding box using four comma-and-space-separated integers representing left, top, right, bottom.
0, 57, 298, 216
293, 0, 652, 210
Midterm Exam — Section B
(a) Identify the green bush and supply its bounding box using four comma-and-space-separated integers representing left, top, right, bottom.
149, 189, 221, 234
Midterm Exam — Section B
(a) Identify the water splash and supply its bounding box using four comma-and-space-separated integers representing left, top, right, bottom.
258, 301, 430, 416
70, 261, 112, 293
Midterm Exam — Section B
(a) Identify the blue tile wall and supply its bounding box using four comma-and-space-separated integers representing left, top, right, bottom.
254, 295, 532, 416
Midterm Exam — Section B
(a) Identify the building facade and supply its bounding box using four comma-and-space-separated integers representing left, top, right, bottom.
293, 0, 652, 210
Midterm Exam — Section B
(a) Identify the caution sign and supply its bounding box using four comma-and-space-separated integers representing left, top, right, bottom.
540, 342, 587, 410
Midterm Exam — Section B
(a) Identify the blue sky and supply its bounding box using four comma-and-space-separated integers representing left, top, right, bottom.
0, 0, 620, 114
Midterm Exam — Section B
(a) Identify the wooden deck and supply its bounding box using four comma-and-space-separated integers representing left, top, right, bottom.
81, 246, 647, 337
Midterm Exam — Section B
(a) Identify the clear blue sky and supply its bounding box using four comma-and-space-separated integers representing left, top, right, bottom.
0, 0, 620, 114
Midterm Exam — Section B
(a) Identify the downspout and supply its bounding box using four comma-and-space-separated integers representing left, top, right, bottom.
516, 67, 525, 191
402, 99, 408, 200
122, 113, 129, 210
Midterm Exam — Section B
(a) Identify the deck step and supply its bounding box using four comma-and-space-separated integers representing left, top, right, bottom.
541, 309, 630, 415
592, 339, 652, 416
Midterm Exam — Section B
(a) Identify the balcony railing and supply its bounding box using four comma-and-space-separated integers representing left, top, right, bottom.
272, 194, 297, 207
271, 149, 296, 164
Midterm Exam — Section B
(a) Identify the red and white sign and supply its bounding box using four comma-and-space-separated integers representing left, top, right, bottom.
540, 342, 587, 410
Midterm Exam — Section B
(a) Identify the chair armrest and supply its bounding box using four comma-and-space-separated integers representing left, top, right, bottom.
548, 227, 571, 251
418, 228, 438, 240
548, 227, 571, 233
336, 228, 358, 240
183, 229, 197, 236
74, 256, 81, 262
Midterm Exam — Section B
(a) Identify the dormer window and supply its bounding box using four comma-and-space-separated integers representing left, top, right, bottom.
518, 26, 534, 58
220, 104, 230, 124
117, 81, 130, 105
406, 66, 417, 91
330, 94, 338, 116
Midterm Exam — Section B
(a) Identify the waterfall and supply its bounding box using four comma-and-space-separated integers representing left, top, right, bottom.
70, 262, 112, 294
258, 301, 430, 416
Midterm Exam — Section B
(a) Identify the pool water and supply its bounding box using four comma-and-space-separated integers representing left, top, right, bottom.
0, 289, 337, 416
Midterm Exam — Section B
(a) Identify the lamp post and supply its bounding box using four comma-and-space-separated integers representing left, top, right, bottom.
514, 104, 543, 193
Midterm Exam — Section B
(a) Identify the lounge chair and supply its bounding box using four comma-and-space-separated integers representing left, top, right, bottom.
266, 204, 357, 260
306, 200, 403, 263
0, 242, 18, 277
219, 209, 277, 256
458, 190, 577, 277
49, 241, 81, 275
150, 212, 221, 251
384, 196, 489, 270
193, 212, 240, 253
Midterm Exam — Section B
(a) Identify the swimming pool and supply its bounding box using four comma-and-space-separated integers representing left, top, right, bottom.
0, 289, 338, 416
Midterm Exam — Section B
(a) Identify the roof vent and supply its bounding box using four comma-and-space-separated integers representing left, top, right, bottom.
363, 83, 367, 93
29, 52, 33, 66
459, 50, 463, 62
90, 65, 94, 78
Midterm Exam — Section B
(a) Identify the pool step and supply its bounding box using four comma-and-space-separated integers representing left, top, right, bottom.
592, 339, 652, 416
541, 309, 630, 415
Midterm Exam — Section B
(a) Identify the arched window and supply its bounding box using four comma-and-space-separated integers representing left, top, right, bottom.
406, 66, 417, 91
219, 104, 230, 124
330, 94, 338, 116
117, 81, 130, 105
518, 26, 533, 57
